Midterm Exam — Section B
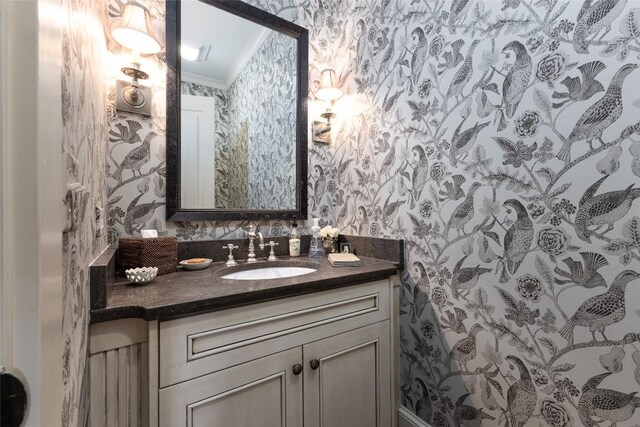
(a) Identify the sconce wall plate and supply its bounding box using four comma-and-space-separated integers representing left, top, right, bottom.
116, 79, 152, 116
312, 120, 331, 144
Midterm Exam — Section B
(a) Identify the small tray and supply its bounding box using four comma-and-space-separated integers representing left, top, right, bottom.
179, 258, 213, 271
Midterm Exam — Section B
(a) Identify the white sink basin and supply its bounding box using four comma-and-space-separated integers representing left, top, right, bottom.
221, 266, 317, 281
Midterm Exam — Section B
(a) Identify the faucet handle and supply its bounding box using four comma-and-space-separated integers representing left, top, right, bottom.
222, 244, 239, 267
267, 241, 279, 261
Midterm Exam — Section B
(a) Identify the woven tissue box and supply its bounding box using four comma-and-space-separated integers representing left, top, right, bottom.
118, 237, 177, 276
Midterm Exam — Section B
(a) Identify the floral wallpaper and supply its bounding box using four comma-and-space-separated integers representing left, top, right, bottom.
61, 0, 108, 424
105, 1, 640, 426
226, 120, 250, 208
227, 30, 298, 209
295, 0, 640, 426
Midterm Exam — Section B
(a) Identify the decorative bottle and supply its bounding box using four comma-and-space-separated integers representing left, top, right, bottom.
309, 218, 322, 258
289, 222, 300, 257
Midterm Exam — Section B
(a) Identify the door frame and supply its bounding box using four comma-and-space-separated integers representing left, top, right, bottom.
1, 1, 64, 425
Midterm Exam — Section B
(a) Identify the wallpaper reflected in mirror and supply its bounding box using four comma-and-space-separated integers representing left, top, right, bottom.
180, 0, 297, 210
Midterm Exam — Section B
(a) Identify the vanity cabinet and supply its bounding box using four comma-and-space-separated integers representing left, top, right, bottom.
159, 321, 389, 427
89, 278, 398, 427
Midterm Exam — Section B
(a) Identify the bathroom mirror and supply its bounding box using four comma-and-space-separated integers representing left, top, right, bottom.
166, 0, 308, 221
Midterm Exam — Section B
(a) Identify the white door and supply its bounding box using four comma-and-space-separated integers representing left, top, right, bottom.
181, 94, 216, 209
304, 322, 391, 427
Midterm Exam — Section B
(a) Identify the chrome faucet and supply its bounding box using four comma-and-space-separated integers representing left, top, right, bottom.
246, 224, 264, 263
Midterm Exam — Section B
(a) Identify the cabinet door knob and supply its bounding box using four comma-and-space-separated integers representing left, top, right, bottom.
309, 359, 320, 370
292, 364, 303, 375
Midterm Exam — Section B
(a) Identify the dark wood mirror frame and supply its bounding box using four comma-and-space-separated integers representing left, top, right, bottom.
165, 0, 308, 221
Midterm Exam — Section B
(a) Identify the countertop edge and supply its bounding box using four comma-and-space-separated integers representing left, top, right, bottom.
90, 265, 399, 324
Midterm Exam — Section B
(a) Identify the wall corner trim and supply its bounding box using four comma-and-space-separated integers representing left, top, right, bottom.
399, 405, 431, 427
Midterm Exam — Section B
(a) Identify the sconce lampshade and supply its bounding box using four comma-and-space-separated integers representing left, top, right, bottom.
112, 2, 161, 54
315, 68, 343, 101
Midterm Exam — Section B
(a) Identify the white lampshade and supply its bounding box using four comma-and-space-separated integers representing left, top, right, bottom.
315, 68, 343, 101
112, 2, 161, 54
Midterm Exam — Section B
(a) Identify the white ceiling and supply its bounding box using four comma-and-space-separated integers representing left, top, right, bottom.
181, 0, 270, 89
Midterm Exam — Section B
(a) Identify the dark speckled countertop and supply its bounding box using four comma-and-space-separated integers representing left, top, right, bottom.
90, 256, 399, 324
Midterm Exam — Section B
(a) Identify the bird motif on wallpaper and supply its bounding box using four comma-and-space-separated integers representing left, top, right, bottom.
410, 145, 429, 209
505, 355, 537, 427
335, 193, 349, 226
442, 40, 480, 113
379, 139, 396, 178
438, 39, 465, 75
355, 19, 367, 74
410, 261, 430, 323
556, 63, 639, 164
573, 175, 640, 243
440, 175, 466, 202
552, 60, 606, 108
501, 199, 533, 281
452, 393, 496, 427
112, 131, 156, 182
448, 0, 472, 33
444, 323, 483, 371
374, 27, 390, 56
445, 182, 482, 236
559, 270, 640, 344
573, 0, 628, 54
357, 206, 370, 235
415, 378, 433, 423
312, 165, 326, 211
311, 0, 325, 38
554, 251, 609, 288
382, 192, 405, 226
578, 372, 640, 427
408, 27, 429, 95
499, 41, 532, 129
502, 41, 532, 114
379, 27, 398, 73
449, 121, 490, 166
355, 113, 368, 161
450, 255, 492, 298
123, 193, 163, 235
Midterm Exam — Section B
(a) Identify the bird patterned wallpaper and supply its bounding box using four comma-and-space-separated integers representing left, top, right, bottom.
62, 0, 108, 424
106, 0, 640, 425
227, 29, 298, 209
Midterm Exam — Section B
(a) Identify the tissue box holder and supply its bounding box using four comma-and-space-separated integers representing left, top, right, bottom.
118, 237, 177, 276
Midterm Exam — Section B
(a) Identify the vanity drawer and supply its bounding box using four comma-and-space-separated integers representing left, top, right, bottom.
158, 279, 390, 387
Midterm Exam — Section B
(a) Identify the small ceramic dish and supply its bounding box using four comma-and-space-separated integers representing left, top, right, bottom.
125, 267, 158, 285
179, 258, 213, 271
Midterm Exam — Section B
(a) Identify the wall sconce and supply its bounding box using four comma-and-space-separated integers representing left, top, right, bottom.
313, 68, 343, 144
111, 1, 161, 116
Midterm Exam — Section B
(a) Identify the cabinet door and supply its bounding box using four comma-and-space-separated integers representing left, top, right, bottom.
159, 348, 303, 427
304, 321, 390, 427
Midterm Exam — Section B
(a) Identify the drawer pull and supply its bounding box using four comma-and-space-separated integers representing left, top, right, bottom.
292, 364, 303, 375
310, 359, 320, 370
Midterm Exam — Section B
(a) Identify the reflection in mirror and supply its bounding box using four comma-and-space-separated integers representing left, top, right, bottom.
180, 1, 297, 210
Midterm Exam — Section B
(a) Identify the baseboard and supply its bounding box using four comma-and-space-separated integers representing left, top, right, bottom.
399, 405, 431, 427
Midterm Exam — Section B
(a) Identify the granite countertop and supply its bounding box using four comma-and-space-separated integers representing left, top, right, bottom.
90, 255, 399, 324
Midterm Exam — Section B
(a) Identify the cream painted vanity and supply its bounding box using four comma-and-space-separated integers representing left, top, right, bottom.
88, 251, 401, 427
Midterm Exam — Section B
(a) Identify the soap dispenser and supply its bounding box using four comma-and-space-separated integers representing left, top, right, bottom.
309, 218, 322, 258
289, 222, 301, 257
